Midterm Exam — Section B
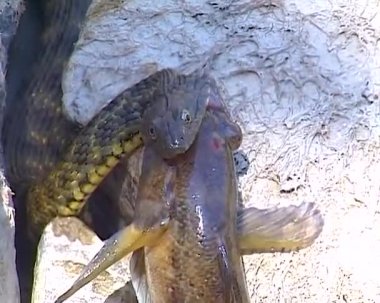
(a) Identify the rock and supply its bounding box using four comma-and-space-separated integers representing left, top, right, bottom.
31, 217, 132, 303
0, 0, 24, 112
0, 178, 20, 303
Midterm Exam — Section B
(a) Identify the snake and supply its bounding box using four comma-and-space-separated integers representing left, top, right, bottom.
2, 0, 214, 243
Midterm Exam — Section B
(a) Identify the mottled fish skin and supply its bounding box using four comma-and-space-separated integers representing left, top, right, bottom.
139, 106, 249, 303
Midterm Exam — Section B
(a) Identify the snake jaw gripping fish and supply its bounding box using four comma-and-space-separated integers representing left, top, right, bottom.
54, 90, 324, 303
2, 1, 214, 242
25, 68, 216, 242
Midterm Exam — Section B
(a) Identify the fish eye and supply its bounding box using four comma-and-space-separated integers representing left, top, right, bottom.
148, 125, 157, 140
181, 109, 192, 123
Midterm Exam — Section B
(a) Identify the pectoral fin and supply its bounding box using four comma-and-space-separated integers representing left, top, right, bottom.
54, 222, 167, 303
130, 249, 153, 303
237, 202, 324, 254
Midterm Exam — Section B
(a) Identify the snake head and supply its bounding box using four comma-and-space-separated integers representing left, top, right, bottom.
141, 73, 221, 159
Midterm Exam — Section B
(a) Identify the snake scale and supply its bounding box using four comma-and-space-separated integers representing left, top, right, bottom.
3, 0, 213, 242
3, 0, 91, 188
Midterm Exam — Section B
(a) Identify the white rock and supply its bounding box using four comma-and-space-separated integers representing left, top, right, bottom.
32, 217, 132, 303
0, 178, 20, 303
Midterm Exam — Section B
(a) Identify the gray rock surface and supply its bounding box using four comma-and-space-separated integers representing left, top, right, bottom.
0, 0, 24, 109
0, 1, 24, 302
0, 179, 20, 303
34, 0, 380, 302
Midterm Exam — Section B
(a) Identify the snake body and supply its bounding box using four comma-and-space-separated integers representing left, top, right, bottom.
3, 1, 213, 242
3, 0, 91, 188
3, 2, 93, 301
27, 69, 215, 241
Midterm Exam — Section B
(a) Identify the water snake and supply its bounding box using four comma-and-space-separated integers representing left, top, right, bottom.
3, 0, 215, 243
3, 0, 91, 189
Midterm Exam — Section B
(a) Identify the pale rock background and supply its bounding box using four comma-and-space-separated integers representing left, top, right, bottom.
32, 217, 135, 303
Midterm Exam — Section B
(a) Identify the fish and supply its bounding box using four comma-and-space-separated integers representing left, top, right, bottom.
54, 93, 324, 303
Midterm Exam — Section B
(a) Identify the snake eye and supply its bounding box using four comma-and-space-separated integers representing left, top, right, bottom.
181, 109, 192, 123
148, 125, 157, 140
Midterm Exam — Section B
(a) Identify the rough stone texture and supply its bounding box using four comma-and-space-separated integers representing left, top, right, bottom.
0, 1, 24, 302
0, 179, 20, 303
0, 0, 24, 115
39, 0, 380, 302
32, 217, 132, 303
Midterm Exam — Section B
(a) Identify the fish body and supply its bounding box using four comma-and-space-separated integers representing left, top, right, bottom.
53, 84, 324, 303
132, 106, 249, 303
